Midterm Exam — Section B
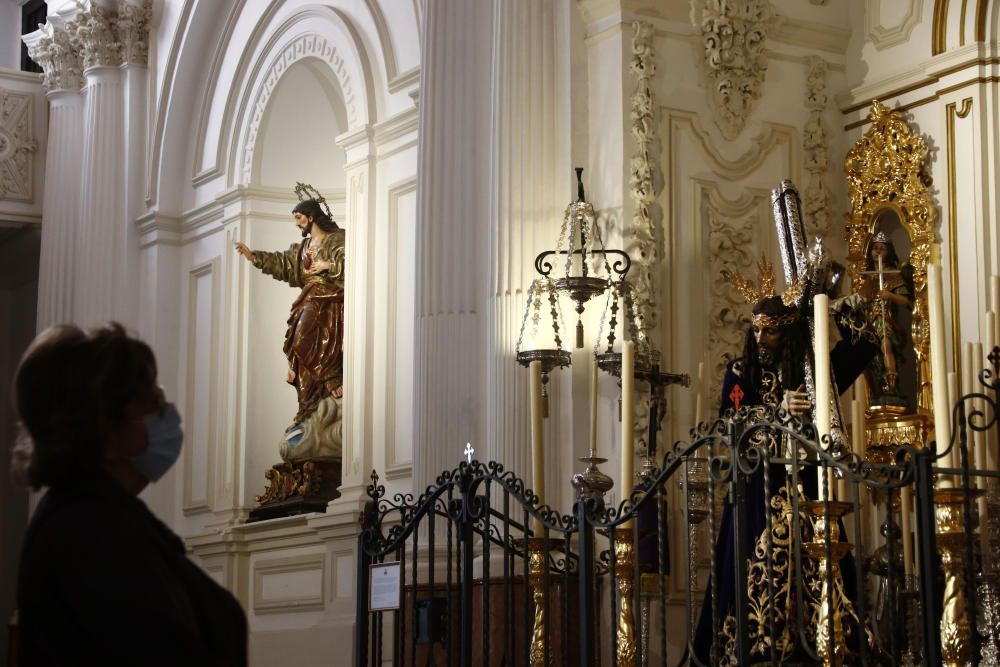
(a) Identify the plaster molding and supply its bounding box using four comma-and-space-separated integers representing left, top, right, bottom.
701, 183, 769, 411
251, 553, 326, 613
384, 178, 417, 477
240, 32, 360, 185
865, 0, 922, 51
0, 89, 38, 202
183, 258, 220, 515
136, 211, 183, 247
692, 0, 776, 140
769, 17, 851, 55
666, 108, 796, 182
803, 56, 832, 239
628, 21, 661, 345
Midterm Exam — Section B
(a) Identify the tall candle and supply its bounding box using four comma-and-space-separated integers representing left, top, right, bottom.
901, 485, 914, 577
928, 265, 953, 486
986, 314, 998, 471
589, 359, 599, 457
694, 361, 705, 425
851, 381, 867, 506
529, 360, 545, 526
621, 341, 635, 506
962, 342, 974, 466
972, 342, 986, 473
851, 379, 866, 456
947, 372, 959, 475
991, 275, 1000, 320
814, 294, 833, 500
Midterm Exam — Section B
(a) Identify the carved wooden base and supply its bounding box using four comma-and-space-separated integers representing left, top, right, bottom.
248, 458, 342, 522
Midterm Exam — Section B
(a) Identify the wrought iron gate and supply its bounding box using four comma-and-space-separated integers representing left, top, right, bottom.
356, 374, 1000, 666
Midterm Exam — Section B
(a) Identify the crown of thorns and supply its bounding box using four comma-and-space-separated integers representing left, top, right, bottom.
721, 256, 806, 310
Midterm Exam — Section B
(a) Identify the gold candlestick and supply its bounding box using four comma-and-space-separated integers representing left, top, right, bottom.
934, 486, 983, 667
803, 500, 857, 667
614, 528, 637, 666
521, 537, 565, 666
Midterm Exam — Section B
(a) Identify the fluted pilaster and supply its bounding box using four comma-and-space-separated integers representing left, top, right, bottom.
486, 0, 568, 490
75, 67, 123, 325
23, 1, 152, 328
412, 0, 494, 490
34, 92, 84, 330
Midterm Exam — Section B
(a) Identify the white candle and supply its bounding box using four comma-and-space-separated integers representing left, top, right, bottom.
901, 485, 914, 577
929, 265, 953, 487
621, 342, 635, 507
529, 360, 545, 524
947, 372, 959, 476
694, 361, 705, 425
851, 379, 866, 457
991, 275, 1000, 320
814, 294, 832, 500
962, 343, 974, 467
589, 359, 599, 456
972, 342, 986, 474
985, 315, 997, 472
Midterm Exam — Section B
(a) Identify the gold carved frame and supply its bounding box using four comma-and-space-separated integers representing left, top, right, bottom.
844, 100, 939, 414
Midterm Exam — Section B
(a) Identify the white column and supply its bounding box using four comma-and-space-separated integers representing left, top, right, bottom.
25, 23, 84, 330
73, 3, 124, 326
486, 0, 568, 490
116, 0, 152, 325
412, 0, 494, 490
76, 67, 123, 325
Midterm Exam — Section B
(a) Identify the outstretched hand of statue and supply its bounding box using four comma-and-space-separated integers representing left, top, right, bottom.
234, 242, 255, 262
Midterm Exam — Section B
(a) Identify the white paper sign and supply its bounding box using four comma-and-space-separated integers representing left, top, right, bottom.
369, 562, 401, 611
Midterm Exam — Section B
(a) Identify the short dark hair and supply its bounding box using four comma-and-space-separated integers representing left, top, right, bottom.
13, 323, 157, 489
292, 199, 338, 233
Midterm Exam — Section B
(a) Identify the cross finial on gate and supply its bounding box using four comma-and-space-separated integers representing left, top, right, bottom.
729, 384, 745, 411
370, 469, 379, 488
464, 442, 474, 464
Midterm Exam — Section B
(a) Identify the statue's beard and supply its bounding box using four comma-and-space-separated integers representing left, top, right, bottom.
757, 347, 777, 367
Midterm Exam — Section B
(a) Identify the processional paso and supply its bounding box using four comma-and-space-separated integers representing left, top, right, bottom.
693, 180, 880, 666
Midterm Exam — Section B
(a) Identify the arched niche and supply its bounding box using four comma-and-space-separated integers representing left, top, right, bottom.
254, 58, 349, 190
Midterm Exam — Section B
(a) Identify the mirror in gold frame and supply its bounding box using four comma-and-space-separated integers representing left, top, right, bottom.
844, 101, 938, 460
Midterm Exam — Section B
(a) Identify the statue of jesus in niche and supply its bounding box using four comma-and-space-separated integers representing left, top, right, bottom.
235, 184, 345, 518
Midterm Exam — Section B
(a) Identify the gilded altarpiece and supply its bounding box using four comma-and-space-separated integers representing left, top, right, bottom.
844, 101, 938, 461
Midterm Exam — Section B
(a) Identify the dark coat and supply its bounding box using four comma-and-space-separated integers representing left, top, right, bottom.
17, 472, 247, 666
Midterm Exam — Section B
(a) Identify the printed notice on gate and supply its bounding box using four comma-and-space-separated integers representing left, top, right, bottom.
369, 562, 401, 611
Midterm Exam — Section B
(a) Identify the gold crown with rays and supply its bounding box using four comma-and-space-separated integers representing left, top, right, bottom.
721, 256, 805, 328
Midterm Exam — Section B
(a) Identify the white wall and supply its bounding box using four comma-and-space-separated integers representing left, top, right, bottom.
0, 0, 22, 70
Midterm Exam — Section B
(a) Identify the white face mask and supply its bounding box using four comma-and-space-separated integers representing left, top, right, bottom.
130, 403, 184, 482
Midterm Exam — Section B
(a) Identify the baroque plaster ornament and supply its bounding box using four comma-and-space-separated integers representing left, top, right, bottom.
803, 56, 832, 237
628, 21, 661, 342
117, 0, 153, 66
0, 90, 38, 202
27, 26, 83, 93
708, 210, 756, 411
73, 3, 121, 71
694, 0, 776, 140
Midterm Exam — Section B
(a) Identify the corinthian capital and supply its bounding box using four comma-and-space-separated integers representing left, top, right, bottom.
117, 0, 152, 66
73, 2, 121, 70
25, 24, 84, 93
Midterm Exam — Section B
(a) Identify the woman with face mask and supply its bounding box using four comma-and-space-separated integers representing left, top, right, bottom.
12, 323, 247, 666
